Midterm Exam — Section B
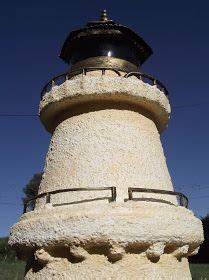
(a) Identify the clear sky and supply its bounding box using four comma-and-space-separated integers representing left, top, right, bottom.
0, 0, 209, 237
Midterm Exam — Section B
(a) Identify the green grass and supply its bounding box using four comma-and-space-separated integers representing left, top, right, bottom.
190, 264, 209, 280
0, 260, 208, 280
0, 260, 25, 280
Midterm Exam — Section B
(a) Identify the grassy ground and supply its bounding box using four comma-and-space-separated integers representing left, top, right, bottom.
0, 261, 208, 279
0, 260, 25, 280
190, 264, 209, 280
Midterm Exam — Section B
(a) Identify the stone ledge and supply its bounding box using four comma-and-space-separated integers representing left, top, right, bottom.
39, 76, 170, 133
9, 202, 203, 259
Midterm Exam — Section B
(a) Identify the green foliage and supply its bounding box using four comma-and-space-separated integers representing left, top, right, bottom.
22, 173, 42, 210
0, 238, 16, 261
22, 173, 42, 202
190, 213, 209, 263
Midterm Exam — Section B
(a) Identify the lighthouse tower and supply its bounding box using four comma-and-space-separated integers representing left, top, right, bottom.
9, 11, 203, 280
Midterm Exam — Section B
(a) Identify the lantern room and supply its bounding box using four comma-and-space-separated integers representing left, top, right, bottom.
60, 10, 153, 73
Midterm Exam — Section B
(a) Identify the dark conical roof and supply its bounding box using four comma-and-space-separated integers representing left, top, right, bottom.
60, 10, 153, 66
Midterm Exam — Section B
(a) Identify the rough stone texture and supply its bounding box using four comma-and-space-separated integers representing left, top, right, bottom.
10, 202, 203, 279
10, 202, 203, 251
39, 73, 170, 133
9, 72, 204, 279
25, 254, 192, 280
37, 109, 175, 205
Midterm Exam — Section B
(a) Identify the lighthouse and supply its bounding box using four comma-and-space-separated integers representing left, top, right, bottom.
9, 11, 203, 279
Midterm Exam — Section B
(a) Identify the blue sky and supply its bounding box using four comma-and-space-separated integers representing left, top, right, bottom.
0, 0, 209, 236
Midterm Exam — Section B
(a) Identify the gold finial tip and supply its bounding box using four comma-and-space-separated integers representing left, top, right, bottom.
101, 9, 108, 21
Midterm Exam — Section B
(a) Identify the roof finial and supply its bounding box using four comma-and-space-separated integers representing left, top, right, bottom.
101, 9, 108, 21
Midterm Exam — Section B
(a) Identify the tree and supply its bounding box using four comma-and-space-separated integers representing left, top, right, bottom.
0, 237, 16, 261
22, 173, 42, 210
189, 213, 209, 263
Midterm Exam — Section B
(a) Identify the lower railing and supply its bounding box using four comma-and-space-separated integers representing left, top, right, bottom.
23, 187, 116, 213
23, 187, 188, 213
41, 67, 169, 98
128, 188, 188, 208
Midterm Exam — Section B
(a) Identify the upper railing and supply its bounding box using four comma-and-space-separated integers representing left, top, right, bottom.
23, 187, 188, 213
41, 67, 169, 98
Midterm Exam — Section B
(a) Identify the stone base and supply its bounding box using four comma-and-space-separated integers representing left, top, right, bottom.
25, 254, 191, 280
9, 202, 202, 251
9, 202, 203, 279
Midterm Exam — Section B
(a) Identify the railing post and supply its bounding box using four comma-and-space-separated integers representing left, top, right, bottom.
51, 80, 56, 89
65, 73, 69, 81
102, 69, 105, 75
179, 195, 183, 206
128, 188, 133, 200
114, 69, 121, 76
111, 187, 116, 201
186, 197, 188, 208
23, 203, 27, 214
46, 193, 51, 204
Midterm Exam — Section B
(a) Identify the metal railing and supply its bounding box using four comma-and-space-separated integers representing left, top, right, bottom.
23, 186, 188, 213
41, 67, 169, 98
124, 72, 169, 96
23, 187, 116, 213
128, 187, 188, 208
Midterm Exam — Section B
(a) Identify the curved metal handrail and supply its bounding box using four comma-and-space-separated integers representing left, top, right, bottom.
124, 72, 169, 96
23, 187, 116, 213
79, 67, 122, 77
41, 67, 169, 98
23, 186, 188, 213
41, 72, 67, 97
128, 187, 188, 208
